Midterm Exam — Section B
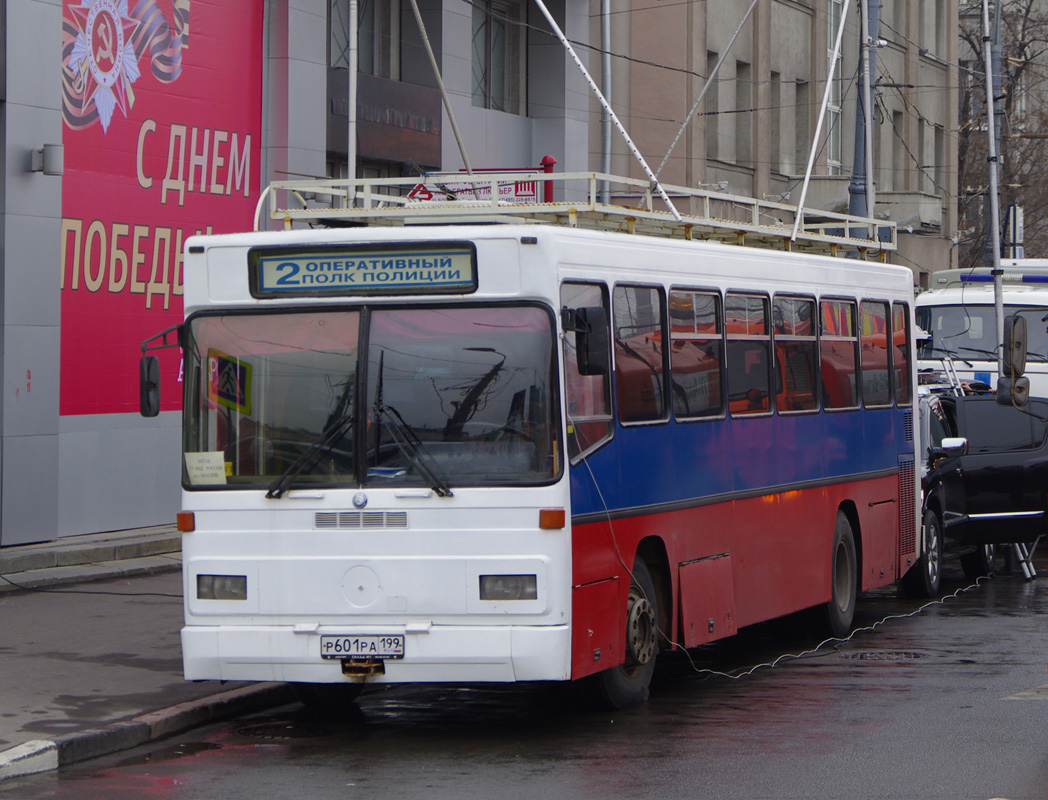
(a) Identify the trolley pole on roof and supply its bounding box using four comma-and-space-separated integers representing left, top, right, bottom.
529, 0, 681, 221
981, 0, 1005, 377
348, 0, 357, 200
792, 0, 851, 241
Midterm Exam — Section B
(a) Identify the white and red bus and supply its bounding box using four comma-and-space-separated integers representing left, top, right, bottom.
141, 186, 921, 708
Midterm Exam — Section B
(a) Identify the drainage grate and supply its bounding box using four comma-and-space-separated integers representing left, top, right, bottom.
841, 651, 924, 661
235, 720, 334, 740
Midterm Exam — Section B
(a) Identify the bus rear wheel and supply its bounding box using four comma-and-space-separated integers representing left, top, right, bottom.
818, 512, 857, 639
584, 558, 658, 709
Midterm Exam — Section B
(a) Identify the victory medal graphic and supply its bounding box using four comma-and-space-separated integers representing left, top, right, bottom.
67, 0, 141, 133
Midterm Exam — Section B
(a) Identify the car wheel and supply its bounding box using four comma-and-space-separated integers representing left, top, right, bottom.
903, 508, 942, 597
961, 543, 996, 578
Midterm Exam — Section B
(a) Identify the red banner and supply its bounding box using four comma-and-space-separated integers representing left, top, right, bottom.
60, 0, 262, 415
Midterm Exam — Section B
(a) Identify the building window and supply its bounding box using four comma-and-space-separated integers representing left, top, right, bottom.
795, 80, 809, 175
770, 72, 781, 173
736, 61, 752, 166
330, 0, 400, 79
472, 0, 526, 114
707, 51, 720, 161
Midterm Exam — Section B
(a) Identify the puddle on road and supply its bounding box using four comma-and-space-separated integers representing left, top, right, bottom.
111, 741, 221, 768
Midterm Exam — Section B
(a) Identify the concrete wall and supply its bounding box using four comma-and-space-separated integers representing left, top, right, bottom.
1, 0, 62, 545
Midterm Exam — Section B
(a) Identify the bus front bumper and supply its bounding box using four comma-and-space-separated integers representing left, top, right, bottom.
182, 623, 571, 684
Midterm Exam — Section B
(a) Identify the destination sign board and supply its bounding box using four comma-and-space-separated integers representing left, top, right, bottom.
249, 243, 477, 297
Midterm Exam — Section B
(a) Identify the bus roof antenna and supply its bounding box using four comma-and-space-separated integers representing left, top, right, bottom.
529, 0, 682, 222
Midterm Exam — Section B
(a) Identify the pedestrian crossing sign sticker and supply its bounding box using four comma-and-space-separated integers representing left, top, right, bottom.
207, 349, 253, 415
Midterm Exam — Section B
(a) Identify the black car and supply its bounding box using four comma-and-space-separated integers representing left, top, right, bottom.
911, 393, 1048, 595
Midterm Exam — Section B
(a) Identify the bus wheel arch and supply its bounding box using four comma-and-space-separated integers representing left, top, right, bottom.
635, 537, 672, 649
582, 545, 665, 709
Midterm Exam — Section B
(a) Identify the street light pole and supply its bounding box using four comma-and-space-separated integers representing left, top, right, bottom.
981, 0, 1004, 377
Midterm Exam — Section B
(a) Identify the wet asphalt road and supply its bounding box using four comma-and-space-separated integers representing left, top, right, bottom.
5, 561, 1048, 800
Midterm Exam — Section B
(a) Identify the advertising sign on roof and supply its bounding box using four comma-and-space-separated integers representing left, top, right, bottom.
407, 170, 540, 205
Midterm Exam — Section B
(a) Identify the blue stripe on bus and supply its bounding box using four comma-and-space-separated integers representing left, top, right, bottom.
569, 407, 908, 516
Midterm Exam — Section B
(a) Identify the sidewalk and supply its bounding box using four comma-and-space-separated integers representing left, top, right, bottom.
0, 528, 293, 781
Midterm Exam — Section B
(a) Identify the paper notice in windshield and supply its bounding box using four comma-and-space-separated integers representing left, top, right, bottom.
185, 452, 228, 485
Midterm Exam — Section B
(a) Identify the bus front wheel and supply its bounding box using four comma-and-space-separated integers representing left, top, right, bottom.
584, 558, 659, 709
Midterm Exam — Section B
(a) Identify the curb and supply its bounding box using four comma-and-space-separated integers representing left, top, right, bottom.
0, 682, 295, 782
0, 553, 182, 593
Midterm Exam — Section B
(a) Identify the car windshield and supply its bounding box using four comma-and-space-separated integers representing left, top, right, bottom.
916, 304, 1048, 362
182, 305, 558, 490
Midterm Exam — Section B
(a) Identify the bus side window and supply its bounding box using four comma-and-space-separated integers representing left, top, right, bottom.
561, 282, 613, 460
726, 293, 771, 415
669, 289, 724, 418
773, 295, 817, 412
892, 302, 912, 404
613, 284, 668, 423
860, 301, 892, 407
820, 298, 859, 409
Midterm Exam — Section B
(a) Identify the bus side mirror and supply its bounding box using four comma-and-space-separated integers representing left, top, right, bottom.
563, 306, 610, 376
997, 375, 1030, 408
140, 355, 161, 417
1003, 313, 1027, 378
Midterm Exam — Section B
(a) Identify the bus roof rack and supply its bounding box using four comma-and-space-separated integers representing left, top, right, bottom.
255, 172, 896, 259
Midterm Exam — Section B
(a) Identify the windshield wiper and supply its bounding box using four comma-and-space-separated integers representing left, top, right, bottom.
266, 414, 354, 499
921, 346, 972, 367
373, 401, 453, 497
958, 346, 999, 359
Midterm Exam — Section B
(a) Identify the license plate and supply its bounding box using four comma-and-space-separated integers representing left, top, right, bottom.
320, 634, 405, 660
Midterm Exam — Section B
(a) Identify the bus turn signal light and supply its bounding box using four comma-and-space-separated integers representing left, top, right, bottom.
539, 509, 566, 529
177, 512, 196, 532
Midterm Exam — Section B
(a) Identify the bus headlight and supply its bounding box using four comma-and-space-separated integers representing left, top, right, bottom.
197, 574, 248, 601
479, 574, 537, 601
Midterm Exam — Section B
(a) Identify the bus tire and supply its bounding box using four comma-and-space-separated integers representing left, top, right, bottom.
903, 508, 942, 597
961, 543, 996, 578
583, 558, 659, 709
820, 512, 857, 639
291, 682, 363, 715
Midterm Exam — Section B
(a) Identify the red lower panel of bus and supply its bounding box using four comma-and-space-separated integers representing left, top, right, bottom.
570, 474, 900, 680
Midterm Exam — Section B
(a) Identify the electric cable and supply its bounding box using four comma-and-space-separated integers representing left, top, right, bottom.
0, 572, 182, 598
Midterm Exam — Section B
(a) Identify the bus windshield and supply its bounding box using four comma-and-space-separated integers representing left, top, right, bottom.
183, 304, 558, 491
916, 304, 1048, 363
